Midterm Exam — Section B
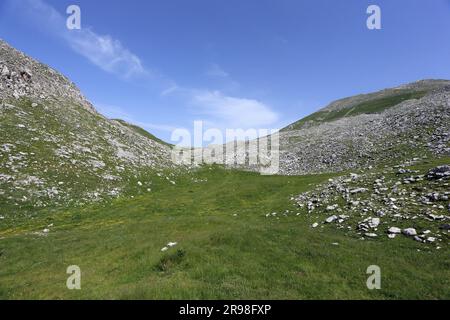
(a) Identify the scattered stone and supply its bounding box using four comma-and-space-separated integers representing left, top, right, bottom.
427, 165, 450, 180
326, 204, 339, 211
388, 227, 402, 234
369, 217, 380, 228
439, 224, 450, 230
325, 215, 338, 223
402, 228, 417, 236
350, 188, 368, 194
365, 233, 378, 238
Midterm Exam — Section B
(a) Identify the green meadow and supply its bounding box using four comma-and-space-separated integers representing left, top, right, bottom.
0, 165, 448, 300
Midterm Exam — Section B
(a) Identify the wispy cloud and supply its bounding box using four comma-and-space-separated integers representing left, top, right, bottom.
206, 63, 229, 78
9, 0, 147, 79
161, 84, 180, 96
7, 0, 282, 135
67, 29, 147, 78
191, 90, 279, 129
204, 62, 240, 93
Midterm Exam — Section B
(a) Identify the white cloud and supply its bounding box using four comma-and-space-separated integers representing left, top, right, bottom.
66, 29, 147, 79
161, 84, 180, 96
10, 0, 147, 79
7, 0, 282, 134
192, 90, 279, 129
206, 63, 229, 78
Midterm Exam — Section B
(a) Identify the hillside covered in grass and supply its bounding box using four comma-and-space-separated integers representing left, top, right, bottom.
111, 119, 173, 148
0, 40, 178, 216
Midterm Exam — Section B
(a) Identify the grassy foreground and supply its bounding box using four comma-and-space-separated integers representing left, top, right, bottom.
0, 165, 449, 299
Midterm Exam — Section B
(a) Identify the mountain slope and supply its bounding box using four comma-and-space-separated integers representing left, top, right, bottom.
111, 119, 173, 148
277, 80, 450, 175
282, 80, 449, 131
0, 39, 178, 215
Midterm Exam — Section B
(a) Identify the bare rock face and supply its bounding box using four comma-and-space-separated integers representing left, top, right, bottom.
0, 39, 95, 113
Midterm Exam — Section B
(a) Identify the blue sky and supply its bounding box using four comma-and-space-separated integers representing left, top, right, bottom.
1, 0, 450, 144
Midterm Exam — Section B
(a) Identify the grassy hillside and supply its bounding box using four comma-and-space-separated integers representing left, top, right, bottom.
1, 159, 448, 299
112, 119, 173, 148
0, 99, 175, 216
283, 91, 427, 131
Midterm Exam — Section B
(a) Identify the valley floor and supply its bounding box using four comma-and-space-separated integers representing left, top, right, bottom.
0, 160, 449, 299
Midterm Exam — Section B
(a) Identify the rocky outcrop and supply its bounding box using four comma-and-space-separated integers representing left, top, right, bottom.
291, 162, 450, 247
0, 39, 95, 113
